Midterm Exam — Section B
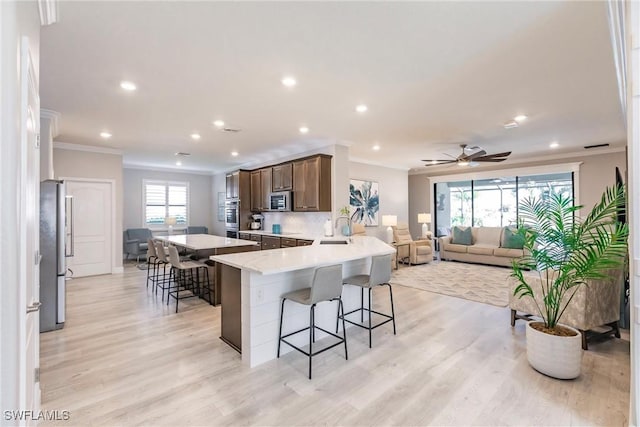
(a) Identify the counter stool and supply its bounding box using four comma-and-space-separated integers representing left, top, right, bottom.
167, 246, 211, 313
277, 264, 347, 379
153, 241, 171, 301
339, 254, 395, 348
146, 238, 164, 289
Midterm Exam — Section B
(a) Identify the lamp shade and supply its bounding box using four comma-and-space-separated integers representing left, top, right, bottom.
164, 216, 177, 226
418, 213, 431, 224
381, 215, 397, 227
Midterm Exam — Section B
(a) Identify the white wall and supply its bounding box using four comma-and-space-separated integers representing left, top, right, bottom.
210, 173, 227, 236
53, 147, 124, 267
123, 167, 213, 232
408, 150, 627, 238
349, 161, 409, 240
0, 0, 41, 418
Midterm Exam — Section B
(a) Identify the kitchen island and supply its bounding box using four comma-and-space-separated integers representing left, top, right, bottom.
209, 236, 395, 367
155, 234, 258, 304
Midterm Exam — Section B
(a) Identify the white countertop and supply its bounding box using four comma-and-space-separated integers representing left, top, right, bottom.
155, 234, 258, 250
210, 236, 395, 274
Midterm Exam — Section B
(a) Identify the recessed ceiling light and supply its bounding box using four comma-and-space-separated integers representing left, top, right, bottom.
299, 126, 309, 134
281, 76, 297, 88
231, 151, 239, 157
213, 120, 225, 128
550, 141, 559, 149
355, 104, 368, 113
100, 131, 112, 139
176, 161, 182, 166
514, 115, 528, 122
372, 145, 380, 151
191, 133, 201, 140
120, 81, 137, 91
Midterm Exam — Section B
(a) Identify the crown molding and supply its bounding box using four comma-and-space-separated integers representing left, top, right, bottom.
38, 0, 58, 26
40, 109, 60, 137
349, 156, 410, 171
123, 162, 214, 176
409, 145, 626, 176
53, 141, 123, 156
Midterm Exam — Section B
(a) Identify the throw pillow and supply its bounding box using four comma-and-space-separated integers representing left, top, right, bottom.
502, 227, 525, 249
451, 226, 472, 245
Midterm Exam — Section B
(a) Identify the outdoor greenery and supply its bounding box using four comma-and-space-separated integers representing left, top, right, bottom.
511, 185, 629, 330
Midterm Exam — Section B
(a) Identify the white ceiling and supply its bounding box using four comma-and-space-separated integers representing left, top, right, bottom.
40, 1, 626, 174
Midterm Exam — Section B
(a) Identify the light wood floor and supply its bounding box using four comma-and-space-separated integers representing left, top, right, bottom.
40, 262, 630, 426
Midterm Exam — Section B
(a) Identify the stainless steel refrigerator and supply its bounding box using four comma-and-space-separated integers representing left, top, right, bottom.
40, 179, 68, 332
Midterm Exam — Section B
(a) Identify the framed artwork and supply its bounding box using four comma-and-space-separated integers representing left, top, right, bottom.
217, 192, 225, 221
349, 179, 379, 226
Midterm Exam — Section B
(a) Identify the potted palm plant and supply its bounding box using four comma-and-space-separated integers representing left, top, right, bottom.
511, 185, 628, 379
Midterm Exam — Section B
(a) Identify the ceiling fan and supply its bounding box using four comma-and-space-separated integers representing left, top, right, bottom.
422, 144, 512, 167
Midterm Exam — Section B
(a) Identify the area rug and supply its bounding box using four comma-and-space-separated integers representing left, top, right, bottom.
390, 261, 512, 307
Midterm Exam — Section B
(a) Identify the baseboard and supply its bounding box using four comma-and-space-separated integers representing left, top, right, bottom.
112, 266, 124, 274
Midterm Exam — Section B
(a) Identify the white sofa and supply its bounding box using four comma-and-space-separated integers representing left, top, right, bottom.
438, 226, 525, 267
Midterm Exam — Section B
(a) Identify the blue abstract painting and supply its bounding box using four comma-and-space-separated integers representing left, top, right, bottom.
349, 179, 379, 226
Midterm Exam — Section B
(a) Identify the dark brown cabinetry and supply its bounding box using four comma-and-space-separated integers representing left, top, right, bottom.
296, 239, 314, 246
239, 232, 251, 240
250, 235, 262, 243
293, 155, 332, 212
250, 168, 272, 211
226, 171, 239, 199
272, 163, 293, 191
280, 237, 297, 248
261, 236, 281, 250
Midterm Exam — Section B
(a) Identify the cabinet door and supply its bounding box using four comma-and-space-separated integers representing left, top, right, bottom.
272, 163, 292, 191
261, 168, 272, 210
293, 160, 306, 211
226, 174, 233, 199
250, 171, 261, 211
303, 157, 320, 210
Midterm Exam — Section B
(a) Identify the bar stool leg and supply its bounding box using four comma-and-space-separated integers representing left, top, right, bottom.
277, 299, 286, 358
360, 288, 364, 322
387, 283, 396, 335
309, 304, 315, 380
339, 298, 348, 360
368, 287, 373, 348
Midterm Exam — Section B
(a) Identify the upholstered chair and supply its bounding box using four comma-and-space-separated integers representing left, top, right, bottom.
123, 228, 153, 263
509, 267, 623, 350
392, 223, 433, 265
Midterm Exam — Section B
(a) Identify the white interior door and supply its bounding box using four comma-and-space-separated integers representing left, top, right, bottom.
65, 180, 113, 277
21, 36, 41, 422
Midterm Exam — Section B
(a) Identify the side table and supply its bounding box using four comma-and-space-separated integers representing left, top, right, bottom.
392, 242, 411, 269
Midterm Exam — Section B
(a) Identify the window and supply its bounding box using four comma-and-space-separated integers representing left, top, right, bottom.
143, 180, 189, 227
434, 171, 574, 234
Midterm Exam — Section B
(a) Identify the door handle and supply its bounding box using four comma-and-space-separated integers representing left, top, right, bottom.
26, 301, 42, 313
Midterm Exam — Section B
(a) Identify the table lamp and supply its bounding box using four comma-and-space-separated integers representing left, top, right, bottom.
418, 213, 431, 238
381, 215, 397, 244
164, 216, 177, 235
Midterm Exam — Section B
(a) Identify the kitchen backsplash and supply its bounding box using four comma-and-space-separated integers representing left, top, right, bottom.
261, 212, 330, 235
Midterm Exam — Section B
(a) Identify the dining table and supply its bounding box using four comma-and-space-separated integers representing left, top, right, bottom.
154, 234, 258, 305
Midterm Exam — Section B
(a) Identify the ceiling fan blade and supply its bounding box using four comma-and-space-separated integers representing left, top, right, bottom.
474, 151, 512, 159
421, 159, 455, 163
422, 160, 456, 166
467, 150, 487, 160
474, 158, 508, 162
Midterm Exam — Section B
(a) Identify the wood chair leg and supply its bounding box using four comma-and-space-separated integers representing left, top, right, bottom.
580, 330, 588, 350
510, 309, 516, 327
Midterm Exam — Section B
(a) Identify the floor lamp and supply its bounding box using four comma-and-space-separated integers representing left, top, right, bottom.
418, 213, 431, 238
382, 215, 397, 244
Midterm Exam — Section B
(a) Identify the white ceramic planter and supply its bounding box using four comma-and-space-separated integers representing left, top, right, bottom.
525, 321, 583, 379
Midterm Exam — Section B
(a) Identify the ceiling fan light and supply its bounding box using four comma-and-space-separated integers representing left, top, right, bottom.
458, 160, 469, 166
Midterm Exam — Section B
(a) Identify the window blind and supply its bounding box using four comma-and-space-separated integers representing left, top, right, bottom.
143, 181, 189, 226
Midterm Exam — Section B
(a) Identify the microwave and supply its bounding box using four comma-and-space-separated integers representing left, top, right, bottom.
268, 191, 292, 211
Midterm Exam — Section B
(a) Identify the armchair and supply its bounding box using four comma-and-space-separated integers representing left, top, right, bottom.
123, 228, 153, 263
187, 226, 208, 234
509, 268, 623, 349
392, 223, 433, 265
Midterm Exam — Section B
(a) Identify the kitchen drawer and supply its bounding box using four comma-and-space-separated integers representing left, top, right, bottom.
239, 233, 251, 240
281, 238, 297, 248
250, 235, 262, 242
261, 236, 281, 250
296, 239, 314, 246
